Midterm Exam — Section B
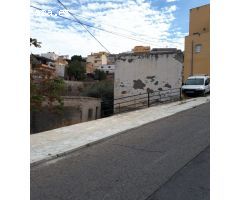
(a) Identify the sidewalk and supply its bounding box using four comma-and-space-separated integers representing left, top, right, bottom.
31, 96, 210, 166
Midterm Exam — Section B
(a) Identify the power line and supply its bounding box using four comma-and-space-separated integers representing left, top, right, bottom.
56, 0, 111, 53
30, 4, 182, 48
73, 14, 170, 43
33, 0, 171, 43
69, 0, 181, 44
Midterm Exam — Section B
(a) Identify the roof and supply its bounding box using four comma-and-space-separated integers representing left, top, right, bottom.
151, 48, 177, 52
187, 75, 209, 79
190, 3, 210, 11
31, 54, 55, 63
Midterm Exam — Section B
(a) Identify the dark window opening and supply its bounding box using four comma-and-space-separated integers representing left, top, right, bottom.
88, 109, 93, 120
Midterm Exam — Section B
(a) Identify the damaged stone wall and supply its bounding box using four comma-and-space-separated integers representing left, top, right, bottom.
114, 52, 183, 111
30, 96, 101, 134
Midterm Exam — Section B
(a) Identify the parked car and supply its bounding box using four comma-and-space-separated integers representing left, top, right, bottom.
182, 75, 210, 96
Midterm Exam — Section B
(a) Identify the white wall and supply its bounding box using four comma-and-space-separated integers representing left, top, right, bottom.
55, 64, 65, 77
41, 52, 58, 61
97, 64, 115, 74
114, 53, 183, 109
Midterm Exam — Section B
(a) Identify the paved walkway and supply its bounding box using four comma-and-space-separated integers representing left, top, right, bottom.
31, 96, 210, 165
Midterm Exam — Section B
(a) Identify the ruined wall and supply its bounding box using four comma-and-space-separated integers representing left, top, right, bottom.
31, 96, 101, 134
114, 53, 183, 110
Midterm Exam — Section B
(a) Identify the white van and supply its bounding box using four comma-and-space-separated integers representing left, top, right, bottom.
182, 75, 210, 96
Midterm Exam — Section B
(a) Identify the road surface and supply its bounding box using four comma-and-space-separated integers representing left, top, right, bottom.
31, 102, 210, 200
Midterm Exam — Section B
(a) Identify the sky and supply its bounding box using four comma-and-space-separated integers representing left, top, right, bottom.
30, 0, 210, 57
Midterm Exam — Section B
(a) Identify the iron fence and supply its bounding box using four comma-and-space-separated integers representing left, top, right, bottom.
101, 88, 182, 117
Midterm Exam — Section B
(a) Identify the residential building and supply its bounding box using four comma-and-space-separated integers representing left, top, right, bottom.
97, 64, 115, 74
30, 54, 56, 80
59, 55, 69, 60
184, 4, 210, 82
114, 49, 183, 112
107, 54, 118, 65
132, 46, 151, 54
41, 52, 59, 61
86, 52, 108, 74
54, 56, 69, 78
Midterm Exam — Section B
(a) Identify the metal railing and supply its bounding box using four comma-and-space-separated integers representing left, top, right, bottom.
101, 88, 182, 117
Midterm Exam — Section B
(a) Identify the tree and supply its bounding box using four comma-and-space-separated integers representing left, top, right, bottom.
67, 55, 86, 80
71, 55, 83, 62
94, 69, 107, 81
30, 38, 41, 48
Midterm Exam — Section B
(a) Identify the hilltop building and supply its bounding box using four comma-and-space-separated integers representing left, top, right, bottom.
132, 46, 151, 54
86, 52, 108, 74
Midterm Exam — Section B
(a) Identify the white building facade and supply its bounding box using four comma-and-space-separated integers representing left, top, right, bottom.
97, 64, 115, 74
41, 52, 59, 61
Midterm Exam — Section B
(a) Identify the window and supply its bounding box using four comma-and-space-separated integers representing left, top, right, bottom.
185, 78, 204, 85
195, 44, 202, 53
88, 109, 93, 120
95, 107, 98, 119
205, 78, 210, 85
79, 110, 82, 122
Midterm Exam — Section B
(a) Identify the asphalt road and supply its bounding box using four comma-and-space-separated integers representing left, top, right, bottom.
31, 102, 210, 200
147, 146, 209, 200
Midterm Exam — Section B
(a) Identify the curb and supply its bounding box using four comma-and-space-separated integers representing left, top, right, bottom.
31, 97, 210, 167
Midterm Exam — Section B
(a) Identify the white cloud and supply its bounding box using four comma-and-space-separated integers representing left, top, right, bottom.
30, 0, 184, 57
166, 0, 177, 3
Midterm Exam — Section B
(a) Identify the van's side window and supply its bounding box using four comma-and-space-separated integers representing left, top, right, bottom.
205, 78, 210, 85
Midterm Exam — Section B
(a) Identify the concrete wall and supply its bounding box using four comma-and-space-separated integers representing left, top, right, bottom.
31, 96, 101, 134
55, 64, 65, 77
114, 53, 183, 111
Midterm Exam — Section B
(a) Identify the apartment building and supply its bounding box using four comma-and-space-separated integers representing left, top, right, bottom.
86, 52, 108, 74
184, 4, 210, 81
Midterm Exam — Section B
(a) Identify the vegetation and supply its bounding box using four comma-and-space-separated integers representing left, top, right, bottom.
94, 69, 107, 81
70, 55, 86, 62
30, 38, 41, 48
30, 74, 65, 112
82, 80, 114, 116
66, 55, 86, 81
30, 38, 65, 112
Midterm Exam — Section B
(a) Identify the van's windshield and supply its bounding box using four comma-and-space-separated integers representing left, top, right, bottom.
185, 78, 204, 85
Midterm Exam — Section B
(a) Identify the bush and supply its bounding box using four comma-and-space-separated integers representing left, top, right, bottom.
94, 69, 107, 81
30, 76, 65, 112
82, 80, 114, 116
